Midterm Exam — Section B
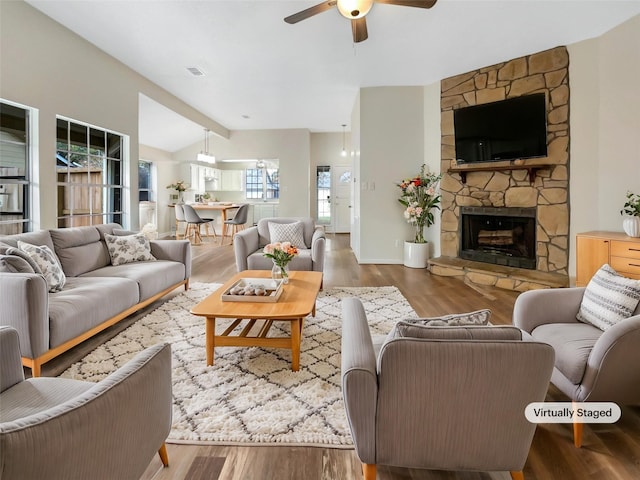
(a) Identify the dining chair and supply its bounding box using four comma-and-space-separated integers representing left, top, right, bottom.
173, 204, 187, 239
182, 204, 216, 245
222, 204, 249, 245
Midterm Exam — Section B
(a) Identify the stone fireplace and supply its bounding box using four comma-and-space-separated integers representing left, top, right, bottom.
460, 206, 536, 270
431, 46, 571, 291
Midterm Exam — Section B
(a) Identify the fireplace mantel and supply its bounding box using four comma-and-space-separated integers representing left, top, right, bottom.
448, 162, 550, 184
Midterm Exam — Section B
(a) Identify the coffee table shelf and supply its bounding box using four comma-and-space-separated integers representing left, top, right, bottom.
190, 270, 323, 371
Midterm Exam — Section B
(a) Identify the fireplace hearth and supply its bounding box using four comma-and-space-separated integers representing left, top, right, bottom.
459, 206, 536, 270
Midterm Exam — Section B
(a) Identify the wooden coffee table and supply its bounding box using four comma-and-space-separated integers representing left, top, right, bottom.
190, 270, 323, 371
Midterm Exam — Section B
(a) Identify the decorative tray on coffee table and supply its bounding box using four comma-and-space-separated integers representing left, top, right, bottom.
221, 278, 283, 303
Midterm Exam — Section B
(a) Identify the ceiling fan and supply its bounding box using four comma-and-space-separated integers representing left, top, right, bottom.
284, 0, 437, 43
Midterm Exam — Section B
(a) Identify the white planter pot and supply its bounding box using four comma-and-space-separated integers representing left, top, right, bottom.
622, 216, 640, 237
403, 241, 429, 269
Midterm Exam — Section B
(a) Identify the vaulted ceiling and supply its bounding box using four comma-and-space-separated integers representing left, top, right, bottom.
26, 1, 640, 151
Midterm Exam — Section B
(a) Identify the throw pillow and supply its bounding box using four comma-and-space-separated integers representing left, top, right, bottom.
0, 254, 36, 273
386, 323, 521, 341
403, 309, 492, 327
4, 246, 42, 274
268, 221, 306, 248
104, 233, 156, 266
576, 263, 640, 331
17, 241, 66, 292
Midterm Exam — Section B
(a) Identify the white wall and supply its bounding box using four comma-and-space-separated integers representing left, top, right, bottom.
351, 93, 362, 257
423, 82, 442, 258
0, 1, 225, 230
568, 15, 640, 277
358, 86, 425, 263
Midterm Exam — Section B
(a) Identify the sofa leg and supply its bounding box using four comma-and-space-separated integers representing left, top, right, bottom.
22, 357, 42, 378
362, 463, 376, 480
573, 421, 583, 448
510, 471, 524, 480
158, 443, 169, 467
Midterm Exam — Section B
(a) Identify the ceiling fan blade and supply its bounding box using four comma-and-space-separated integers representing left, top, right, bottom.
284, 0, 337, 24
374, 0, 437, 8
351, 17, 368, 43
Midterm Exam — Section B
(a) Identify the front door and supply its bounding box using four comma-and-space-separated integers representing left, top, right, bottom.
333, 165, 352, 234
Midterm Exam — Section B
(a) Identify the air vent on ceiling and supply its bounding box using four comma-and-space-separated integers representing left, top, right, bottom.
186, 67, 205, 77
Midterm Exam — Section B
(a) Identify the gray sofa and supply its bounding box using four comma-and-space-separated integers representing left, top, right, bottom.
233, 217, 325, 272
0, 326, 172, 480
0, 223, 191, 376
341, 297, 555, 480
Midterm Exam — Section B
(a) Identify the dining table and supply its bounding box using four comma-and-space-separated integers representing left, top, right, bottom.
170, 203, 239, 241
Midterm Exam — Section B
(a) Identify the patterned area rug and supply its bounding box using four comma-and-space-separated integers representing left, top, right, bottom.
60, 282, 416, 447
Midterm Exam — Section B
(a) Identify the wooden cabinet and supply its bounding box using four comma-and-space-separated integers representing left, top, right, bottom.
610, 240, 640, 279
576, 231, 640, 286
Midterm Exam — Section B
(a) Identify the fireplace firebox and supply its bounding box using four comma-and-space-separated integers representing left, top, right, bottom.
459, 206, 536, 269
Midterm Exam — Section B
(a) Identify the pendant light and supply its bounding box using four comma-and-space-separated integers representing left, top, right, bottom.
341, 124, 347, 157
197, 128, 216, 163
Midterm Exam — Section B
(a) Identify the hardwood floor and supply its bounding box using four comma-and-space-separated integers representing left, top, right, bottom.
45, 234, 640, 480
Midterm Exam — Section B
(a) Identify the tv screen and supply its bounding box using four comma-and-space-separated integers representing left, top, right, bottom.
453, 93, 547, 164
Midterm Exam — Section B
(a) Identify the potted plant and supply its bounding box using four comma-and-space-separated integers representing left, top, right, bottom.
621, 191, 640, 237
397, 165, 442, 268
167, 180, 188, 203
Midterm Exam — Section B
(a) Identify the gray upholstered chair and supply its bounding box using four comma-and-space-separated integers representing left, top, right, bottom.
182, 204, 216, 244
513, 287, 640, 447
233, 217, 325, 273
222, 203, 249, 245
174, 203, 187, 239
341, 298, 555, 480
0, 326, 172, 480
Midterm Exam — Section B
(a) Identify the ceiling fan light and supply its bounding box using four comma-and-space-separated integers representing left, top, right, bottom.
336, 0, 373, 19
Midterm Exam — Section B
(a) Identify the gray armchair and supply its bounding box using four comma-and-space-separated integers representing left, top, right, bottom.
233, 217, 325, 273
341, 298, 554, 480
513, 287, 640, 447
0, 326, 172, 480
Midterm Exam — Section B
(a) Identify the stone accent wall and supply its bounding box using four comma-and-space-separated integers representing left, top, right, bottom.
440, 46, 570, 276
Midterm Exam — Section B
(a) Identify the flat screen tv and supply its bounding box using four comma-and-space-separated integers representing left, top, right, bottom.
453, 93, 547, 164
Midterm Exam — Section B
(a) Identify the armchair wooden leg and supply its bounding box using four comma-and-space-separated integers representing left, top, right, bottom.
362, 463, 376, 480
573, 421, 583, 448
510, 471, 524, 480
158, 443, 169, 467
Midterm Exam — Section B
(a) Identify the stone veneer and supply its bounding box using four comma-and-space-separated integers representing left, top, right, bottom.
436, 46, 570, 289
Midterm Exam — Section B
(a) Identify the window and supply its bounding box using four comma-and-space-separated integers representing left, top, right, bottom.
138, 160, 156, 228
245, 167, 279, 200
317, 166, 331, 224
56, 117, 125, 228
138, 160, 153, 202
0, 101, 32, 235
